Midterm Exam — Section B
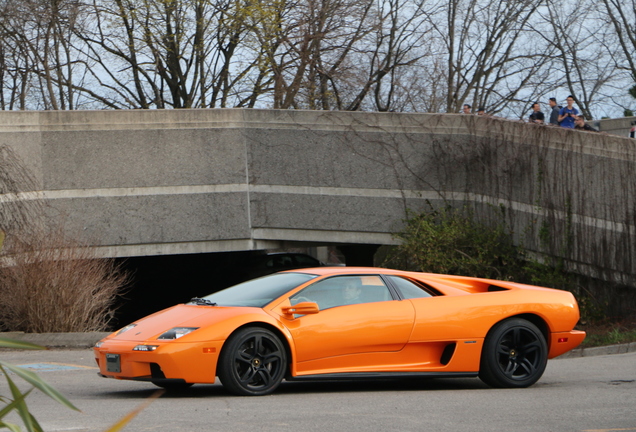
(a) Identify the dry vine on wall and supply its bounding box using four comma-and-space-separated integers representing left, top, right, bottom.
336, 113, 635, 315
419, 117, 635, 315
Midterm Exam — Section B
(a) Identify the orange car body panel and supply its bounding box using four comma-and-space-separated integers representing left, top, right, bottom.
94, 267, 585, 384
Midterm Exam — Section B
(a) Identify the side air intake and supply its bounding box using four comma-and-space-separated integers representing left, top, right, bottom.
440, 343, 457, 365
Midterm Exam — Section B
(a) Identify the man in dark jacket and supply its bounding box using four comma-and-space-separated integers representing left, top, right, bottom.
548, 97, 561, 125
529, 102, 545, 124
574, 115, 598, 132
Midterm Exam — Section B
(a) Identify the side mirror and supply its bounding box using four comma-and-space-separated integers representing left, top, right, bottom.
281, 302, 319, 317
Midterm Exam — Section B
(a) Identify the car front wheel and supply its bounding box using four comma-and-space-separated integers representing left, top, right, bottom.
217, 327, 287, 396
479, 318, 548, 388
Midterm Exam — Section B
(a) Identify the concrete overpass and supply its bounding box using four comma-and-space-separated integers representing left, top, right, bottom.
1, 109, 635, 286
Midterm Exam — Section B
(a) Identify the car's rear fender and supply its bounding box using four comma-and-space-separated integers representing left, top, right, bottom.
513, 313, 550, 342
480, 313, 584, 359
480, 313, 549, 352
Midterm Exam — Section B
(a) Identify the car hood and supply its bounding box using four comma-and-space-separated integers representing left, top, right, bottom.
105, 304, 273, 342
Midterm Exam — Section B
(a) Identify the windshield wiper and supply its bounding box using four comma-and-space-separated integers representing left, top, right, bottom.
189, 297, 217, 306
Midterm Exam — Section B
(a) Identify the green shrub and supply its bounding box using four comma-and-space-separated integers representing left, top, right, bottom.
382, 205, 607, 320
385, 206, 525, 280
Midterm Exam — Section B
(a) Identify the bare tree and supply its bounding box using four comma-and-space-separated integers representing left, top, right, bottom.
343, 0, 432, 112
419, 0, 549, 114
599, 0, 636, 101
251, 0, 376, 109
74, 0, 278, 108
1, 0, 35, 110
388, 58, 448, 113
300, 0, 375, 110
76, 0, 185, 108
255, 0, 432, 112
0, 0, 633, 117
0, 0, 87, 110
536, 0, 623, 119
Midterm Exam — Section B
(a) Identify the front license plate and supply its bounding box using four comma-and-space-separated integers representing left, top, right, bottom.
106, 354, 121, 373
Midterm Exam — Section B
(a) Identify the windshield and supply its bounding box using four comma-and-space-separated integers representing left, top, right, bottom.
200, 273, 317, 307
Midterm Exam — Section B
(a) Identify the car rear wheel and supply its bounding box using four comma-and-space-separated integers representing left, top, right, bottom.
479, 318, 547, 388
217, 327, 287, 396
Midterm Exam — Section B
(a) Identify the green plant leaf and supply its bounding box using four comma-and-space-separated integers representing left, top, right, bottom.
0, 339, 46, 351
25, 412, 43, 432
0, 385, 33, 419
0, 420, 23, 432
0, 362, 79, 412
5, 369, 39, 432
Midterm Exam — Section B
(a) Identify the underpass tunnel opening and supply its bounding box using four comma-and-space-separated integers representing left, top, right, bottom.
113, 250, 265, 327
111, 246, 363, 328
337, 244, 381, 267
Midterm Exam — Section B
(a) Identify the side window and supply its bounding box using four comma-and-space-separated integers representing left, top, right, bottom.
387, 276, 433, 299
290, 275, 391, 310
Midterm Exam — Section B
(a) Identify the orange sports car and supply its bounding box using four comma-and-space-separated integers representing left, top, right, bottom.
94, 267, 585, 395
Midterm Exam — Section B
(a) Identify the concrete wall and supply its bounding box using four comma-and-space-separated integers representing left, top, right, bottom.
596, 116, 636, 137
1, 109, 635, 286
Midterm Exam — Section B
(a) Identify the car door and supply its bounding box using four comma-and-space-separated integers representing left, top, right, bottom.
279, 275, 415, 373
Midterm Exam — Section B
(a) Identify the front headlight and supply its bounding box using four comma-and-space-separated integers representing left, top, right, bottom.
157, 327, 199, 340
133, 345, 159, 351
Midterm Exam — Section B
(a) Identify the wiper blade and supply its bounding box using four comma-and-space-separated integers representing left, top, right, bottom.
189, 297, 217, 306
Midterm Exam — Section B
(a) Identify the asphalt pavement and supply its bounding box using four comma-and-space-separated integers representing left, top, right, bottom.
2, 347, 635, 432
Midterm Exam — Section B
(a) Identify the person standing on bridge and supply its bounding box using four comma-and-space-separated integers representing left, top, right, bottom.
574, 115, 598, 132
462, 104, 472, 114
558, 95, 579, 129
548, 98, 561, 126
528, 102, 545, 124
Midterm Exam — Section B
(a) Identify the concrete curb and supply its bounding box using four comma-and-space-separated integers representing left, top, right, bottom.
2, 332, 636, 356
556, 342, 636, 359
2, 332, 111, 349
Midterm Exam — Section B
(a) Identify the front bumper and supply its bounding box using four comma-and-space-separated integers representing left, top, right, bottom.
94, 339, 224, 384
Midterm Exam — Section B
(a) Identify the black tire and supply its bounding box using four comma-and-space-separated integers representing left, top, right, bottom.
479, 318, 548, 388
217, 327, 287, 396
152, 381, 193, 391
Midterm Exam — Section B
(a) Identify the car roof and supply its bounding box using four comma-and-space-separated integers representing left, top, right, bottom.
283, 267, 554, 295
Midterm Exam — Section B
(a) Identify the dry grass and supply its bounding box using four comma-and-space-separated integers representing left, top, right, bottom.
579, 319, 636, 348
0, 231, 129, 333
1, 143, 129, 333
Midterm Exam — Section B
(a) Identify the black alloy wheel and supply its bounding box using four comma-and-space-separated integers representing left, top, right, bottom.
217, 327, 287, 396
479, 318, 548, 388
